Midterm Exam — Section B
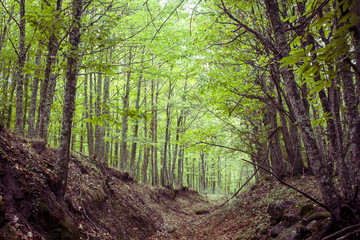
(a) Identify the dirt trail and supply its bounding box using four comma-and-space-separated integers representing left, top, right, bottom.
148, 194, 230, 240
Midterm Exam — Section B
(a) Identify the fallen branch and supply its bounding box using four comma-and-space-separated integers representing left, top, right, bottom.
322, 223, 360, 240
337, 228, 360, 240
169, 207, 190, 216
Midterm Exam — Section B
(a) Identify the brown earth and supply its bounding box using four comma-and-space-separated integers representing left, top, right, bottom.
0, 127, 214, 240
149, 175, 324, 240
0, 126, 328, 240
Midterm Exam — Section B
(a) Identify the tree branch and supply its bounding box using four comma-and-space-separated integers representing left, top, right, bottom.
151, 0, 186, 42
199, 141, 329, 211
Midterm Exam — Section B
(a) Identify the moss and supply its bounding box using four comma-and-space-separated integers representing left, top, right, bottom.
299, 203, 315, 217
0, 223, 20, 240
316, 219, 330, 232
307, 211, 330, 222
37, 200, 80, 240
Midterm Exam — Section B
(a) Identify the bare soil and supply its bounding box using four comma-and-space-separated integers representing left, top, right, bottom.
0, 128, 214, 240
0, 127, 324, 240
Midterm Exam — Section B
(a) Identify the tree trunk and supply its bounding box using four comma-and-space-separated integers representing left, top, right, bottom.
95, 68, 105, 163
341, 63, 360, 189
42, 73, 58, 141
84, 72, 94, 156
264, 0, 340, 211
103, 66, 110, 165
14, 0, 26, 136
130, 74, 142, 177
55, 0, 82, 200
37, 0, 62, 140
171, 115, 182, 186
271, 63, 304, 175
120, 47, 133, 171
161, 78, 172, 186
141, 79, 150, 183
6, 72, 16, 128
153, 79, 160, 185
27, 50, 42, 139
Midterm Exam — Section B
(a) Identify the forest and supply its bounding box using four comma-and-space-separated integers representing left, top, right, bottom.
0, 0, 360, 239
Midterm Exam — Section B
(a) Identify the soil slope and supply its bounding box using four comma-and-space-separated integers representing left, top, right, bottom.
0, 127, 212, 240
150, 175, 326, 239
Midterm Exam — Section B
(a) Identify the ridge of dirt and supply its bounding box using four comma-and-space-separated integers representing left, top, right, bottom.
150, 175, 324, 239
0, 128, 212, 240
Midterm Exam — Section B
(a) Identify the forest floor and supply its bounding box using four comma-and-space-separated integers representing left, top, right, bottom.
149, 175, 324, 240
0, 126, 326, 240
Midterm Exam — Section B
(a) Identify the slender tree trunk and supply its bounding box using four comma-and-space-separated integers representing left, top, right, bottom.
113, 90, 120, 168
120, 47, 132, 171
103, 68, 110, 165
141, 79, 150, 183
95, 68, 104, 162
171, 115, 182, 186
37, 0, 62, 140
6, 73, 16, 128
130, 74, 142, 177
55, 0, 82, 200
27, 50, 42, 138
22, 57, 30, 133
153, 79, 160, 185
84, 72, 94, 156
217, 157, 222, 193
14, 0, 26, 136
1, 63, 11, 124
150, 79, 155, 185
200, 151, 206, 192
266, 80, 286, 176
0, 6, 13, 55
42, 73, 58, 141
178, 146, 185, 187
161, 78, 172, 186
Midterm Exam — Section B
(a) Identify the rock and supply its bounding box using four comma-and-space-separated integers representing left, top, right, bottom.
299, 204, 315, 217
306, 220, 317, 232
283, 213, 301, 228
268, 201, 295, 225
307, 211, 330, 222
270, 222, 286, 238
276, 227, 304, 240
316, 219, 330, 232
296, 224, 311, 235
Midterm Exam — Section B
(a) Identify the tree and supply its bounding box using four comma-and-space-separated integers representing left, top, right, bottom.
54, 0, 83, 200
14, 0, 26, 136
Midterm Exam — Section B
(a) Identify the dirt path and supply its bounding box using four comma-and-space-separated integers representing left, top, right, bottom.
148, 194, 229, 240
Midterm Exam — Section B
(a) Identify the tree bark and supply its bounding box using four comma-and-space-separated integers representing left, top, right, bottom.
55, 0, 83, 200
37, 0, 63, 140
264, 0, 340, 211
27, 50, 42, 139
120, 48, 132, 171
84, 72, 94, 156
130, 73, 142, 177
95, 67, 104, 163
14, 0, 26, 136
141, 79, 150, 183
161, 78, 172, 186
